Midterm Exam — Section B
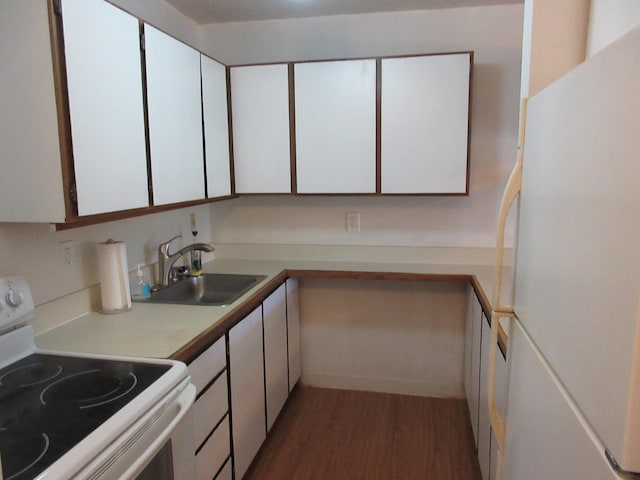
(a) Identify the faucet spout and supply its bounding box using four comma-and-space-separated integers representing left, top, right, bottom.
157, 236, 215, 287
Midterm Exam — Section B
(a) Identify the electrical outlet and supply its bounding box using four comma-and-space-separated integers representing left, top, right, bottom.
346, 212, 360, 233
58, 240, 76, 266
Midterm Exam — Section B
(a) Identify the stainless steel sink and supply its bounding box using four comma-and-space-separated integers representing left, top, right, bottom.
136, 273, 267, 306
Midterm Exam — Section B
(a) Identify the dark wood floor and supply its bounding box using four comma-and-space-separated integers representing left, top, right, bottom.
244, 387, 482, 480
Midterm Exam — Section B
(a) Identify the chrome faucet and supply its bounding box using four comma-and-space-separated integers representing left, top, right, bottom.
157, 235, 215, 287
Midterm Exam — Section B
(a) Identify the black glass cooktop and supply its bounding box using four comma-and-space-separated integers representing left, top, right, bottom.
0, 353, 170, 480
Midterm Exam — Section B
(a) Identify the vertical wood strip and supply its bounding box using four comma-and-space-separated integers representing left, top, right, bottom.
47, 0, 78, 220
226, 66, 236, 195
376, 58, 382, 195
288, 63, 297, 194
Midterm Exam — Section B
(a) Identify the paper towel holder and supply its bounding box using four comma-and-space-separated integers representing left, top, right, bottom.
98, 239, 132, 314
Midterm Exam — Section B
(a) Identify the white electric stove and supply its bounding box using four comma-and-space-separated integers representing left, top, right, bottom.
0, 277, 196, 480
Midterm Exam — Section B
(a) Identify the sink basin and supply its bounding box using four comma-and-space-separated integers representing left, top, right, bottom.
137, 273, 267, 306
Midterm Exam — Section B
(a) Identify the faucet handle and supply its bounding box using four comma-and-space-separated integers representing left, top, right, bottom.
159, 234, 182, 254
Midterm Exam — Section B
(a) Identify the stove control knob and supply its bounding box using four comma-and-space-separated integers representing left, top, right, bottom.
6, 288, 23, 307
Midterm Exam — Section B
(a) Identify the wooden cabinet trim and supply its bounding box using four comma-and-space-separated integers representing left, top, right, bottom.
48, 0, 78, 220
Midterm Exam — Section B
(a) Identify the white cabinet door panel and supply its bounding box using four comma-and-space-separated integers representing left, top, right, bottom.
192, 374, 228, 451
263, 284, 289, 431
201, 55, 231, 198
195, 416, 230, 480
188, 336, 226, 396
381, 54, 470, 194
231, 64, 291, 193
295, 59, 376, 193
62, 0, 148, 216
229, 306, 266, 479
286, 278, 301, 390
468, 292, 482, 445
478, 315, 492, 480
145, 25, 204, 205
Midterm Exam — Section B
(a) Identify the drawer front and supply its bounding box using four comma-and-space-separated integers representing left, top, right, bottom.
214, 459, 232, 480
189, 337, 226, 395
196, 415, 231, 480
193, 372, 229, 450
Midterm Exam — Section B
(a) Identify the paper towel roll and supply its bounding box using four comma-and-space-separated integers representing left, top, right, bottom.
98, 239, 132, 313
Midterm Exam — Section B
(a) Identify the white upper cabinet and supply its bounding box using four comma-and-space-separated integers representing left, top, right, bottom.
144, 25, 205, 206
381, 53, 471, 194
294, 59, 377, 194
62, 0, 149, 216
231, 64, 291, 194
201, 55, 231, 198
0, 0, 150, 222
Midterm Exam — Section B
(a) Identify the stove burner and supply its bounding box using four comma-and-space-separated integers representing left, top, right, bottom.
0, 428, 50, 480
0, 363, 62, 387
40, 370, 138, 409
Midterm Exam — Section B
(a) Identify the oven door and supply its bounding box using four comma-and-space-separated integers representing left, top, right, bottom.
73, 378, 196, 480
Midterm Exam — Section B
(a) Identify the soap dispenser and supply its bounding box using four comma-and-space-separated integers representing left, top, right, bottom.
132, 264, 151, 300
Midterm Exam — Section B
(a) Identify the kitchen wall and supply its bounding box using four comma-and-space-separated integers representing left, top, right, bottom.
202, 5, 524, 250
0, 206, 212, 306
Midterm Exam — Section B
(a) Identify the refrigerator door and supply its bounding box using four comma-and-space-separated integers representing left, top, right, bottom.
513, 26, 640, 471
503, 320, 618, 480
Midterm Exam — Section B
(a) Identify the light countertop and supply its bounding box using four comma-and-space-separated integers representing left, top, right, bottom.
35, 257, 510, 363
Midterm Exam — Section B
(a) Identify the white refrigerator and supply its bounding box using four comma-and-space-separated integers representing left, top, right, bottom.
491, 26, 640, 479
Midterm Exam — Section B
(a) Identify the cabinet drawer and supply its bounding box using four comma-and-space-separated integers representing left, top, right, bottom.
196, 415, 231, 480
214, 459, 232, 480
189, 337, 226, 395
193, 372, 229, 450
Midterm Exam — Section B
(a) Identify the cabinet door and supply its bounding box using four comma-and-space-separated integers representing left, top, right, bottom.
229, 306, 266, 479
0, 2, 66, 222
231, 64, 291, 193
263, 284, 289, 431
62, 0, 148, 216
294, 59, 376, 193
286, 278, 301, 390
466, 291, 482, 445
201, 55, 231, 198
463, 285, 475, 407
144, 24, 205, 205
381, 53, 471, 194
478, 315, 492, 480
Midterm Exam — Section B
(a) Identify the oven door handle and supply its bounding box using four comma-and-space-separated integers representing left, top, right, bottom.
120, 383, 196, 479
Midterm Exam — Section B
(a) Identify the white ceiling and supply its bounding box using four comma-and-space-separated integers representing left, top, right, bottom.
166, 0, 523, 24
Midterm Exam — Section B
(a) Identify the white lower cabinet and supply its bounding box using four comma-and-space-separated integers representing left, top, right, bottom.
286, 278, 301, 390
215, 459, 233, 480
196, 416, 231, 480
464, 286, 508, 480
478, 315, 492, 480
263, 284, 289, 431
465, 286, 482, 445
229, 306, 267, 479
188, 279, 300, 480
188, 337, 231, 480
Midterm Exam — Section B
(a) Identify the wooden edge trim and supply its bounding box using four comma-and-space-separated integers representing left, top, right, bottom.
465, 51, 474, 196
288, 63, 297, 194
47, 0, 78, 220
54, 195, 238, 231
226, 66, 236, 195
171, 268, 507, 363
376, 59, 382, 195
470, 275, 508, 357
